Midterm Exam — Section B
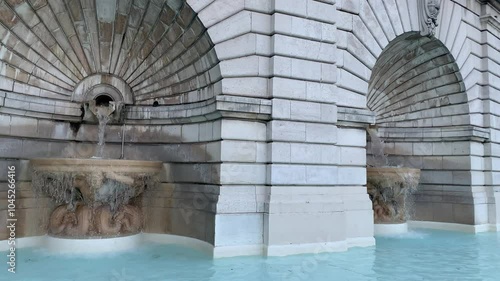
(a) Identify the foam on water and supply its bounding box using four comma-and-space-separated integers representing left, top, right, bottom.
3, 230, 500, 281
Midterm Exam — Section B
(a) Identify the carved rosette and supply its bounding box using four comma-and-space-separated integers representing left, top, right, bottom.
418, 0, 442, 37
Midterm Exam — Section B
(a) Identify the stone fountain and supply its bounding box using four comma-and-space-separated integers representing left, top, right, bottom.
30, 98, 162, 244
31, 158, 161, 238
367, 168, 420, 227
367, 128, 421, 235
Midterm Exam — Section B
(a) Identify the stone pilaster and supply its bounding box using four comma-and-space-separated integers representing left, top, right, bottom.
263, 0, 374, 256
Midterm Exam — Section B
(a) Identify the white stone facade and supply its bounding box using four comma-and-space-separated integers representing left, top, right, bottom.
0, 0, 500, 256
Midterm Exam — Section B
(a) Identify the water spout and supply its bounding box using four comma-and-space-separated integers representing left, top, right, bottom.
120, 124, 125, 159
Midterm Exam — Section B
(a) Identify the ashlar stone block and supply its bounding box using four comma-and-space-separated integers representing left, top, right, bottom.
222, 119, 267, 141
304, 123, 337, 144
268, 164, 306, 185
267, 120, 306, 142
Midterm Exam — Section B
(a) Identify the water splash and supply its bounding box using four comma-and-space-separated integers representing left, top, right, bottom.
32, 170, 158, 208
96, 178, 136, 213
368, 169, 420, 223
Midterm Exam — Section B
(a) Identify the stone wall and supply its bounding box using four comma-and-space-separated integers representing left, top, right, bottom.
0, 0, 499, 257
337, 0, 500, 230
474, 3, 500, 230
0, 165, 52, 240
364, 28, 489, 225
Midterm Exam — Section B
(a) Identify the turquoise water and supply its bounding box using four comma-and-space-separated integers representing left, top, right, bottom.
2, 230, 500, 281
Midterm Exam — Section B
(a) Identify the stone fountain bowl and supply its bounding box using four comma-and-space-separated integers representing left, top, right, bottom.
30, 158, 163, 205
367, 167, 421, 224
367, 167, 421, 190
30, 158, 163, 173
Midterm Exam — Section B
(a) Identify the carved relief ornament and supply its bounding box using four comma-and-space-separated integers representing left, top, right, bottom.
418, 0, 442, 37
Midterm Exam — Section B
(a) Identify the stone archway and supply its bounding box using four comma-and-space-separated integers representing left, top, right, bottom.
333, 0, 497, 230
366, 31, 488, 226
368, 32, 469, 130
0, 0, 223, 245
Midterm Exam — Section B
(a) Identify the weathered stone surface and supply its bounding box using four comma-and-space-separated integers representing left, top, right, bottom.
0, 0, 500, 258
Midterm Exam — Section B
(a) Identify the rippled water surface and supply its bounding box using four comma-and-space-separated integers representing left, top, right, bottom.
3, 230, 500, 281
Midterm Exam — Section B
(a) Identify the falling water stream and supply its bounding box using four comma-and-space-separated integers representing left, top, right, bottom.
367, 127, 388, 167
95, 106, 111, 159
366, 127, 419, 223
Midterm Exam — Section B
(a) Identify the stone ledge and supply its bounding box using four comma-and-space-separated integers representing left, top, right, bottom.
0, 233, 378, 258
374, 223, 408, 236
0, 107, 81, 122
336, 106, 376, 127
479, 1, 500, 16
215, 95, 271, 115
0, 92, 82, 119
408, 220, 499, 233
125, 95, 271, 124
414, 193, 477, 204
125, 99, 217, 121
480, 14, 500, 31
0, 234, 213, 255
378, 126, 490, 142
213, 244, 264, 258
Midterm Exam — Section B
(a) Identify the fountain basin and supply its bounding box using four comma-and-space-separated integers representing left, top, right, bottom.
367, 167, 420, 184
374, 222, 409, 236
44, 234, 143, 254
367, 167, 420, 225
31, 158, 162, 202
31, 158, 163, 238
31, 158, 162, 173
